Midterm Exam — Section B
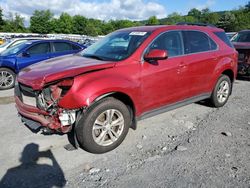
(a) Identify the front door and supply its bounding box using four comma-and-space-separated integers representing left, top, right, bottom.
141, 31, 188, 113
17, 42, 51, 71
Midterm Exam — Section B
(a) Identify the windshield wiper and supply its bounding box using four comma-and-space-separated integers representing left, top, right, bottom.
83, 54, 105, 61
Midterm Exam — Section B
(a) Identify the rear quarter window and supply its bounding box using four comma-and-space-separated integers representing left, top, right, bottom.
72, 44, 81, 50
214, 32, 234, 48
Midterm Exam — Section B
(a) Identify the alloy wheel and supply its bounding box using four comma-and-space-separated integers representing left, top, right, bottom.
217, 80, 230, 104
0, 70, 14, 89
92, 109, 125, 146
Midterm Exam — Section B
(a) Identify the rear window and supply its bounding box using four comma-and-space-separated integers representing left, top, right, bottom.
231, 31, 250, 43
214, 32, 234, 48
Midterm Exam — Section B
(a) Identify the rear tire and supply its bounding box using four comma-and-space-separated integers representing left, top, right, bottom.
210, 74, 231, 108
0, 68, 16, 90
76, 97, 131, 154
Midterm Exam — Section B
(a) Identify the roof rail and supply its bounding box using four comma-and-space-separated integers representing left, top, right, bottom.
176, 22, 217, 28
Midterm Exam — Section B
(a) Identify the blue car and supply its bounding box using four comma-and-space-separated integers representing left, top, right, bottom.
0, 39, 85, 89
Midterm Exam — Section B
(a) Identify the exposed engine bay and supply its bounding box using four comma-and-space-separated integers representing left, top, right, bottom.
16, 79, 81, 134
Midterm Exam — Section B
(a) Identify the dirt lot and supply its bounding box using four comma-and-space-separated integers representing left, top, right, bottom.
0, 79, 249, 188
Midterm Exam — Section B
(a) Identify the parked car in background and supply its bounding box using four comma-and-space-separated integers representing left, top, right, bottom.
231, 30, 250, 76
0, 39, 85, 89
79, 38, 97, 48
15, 24, 237, 153
0, 37, 48, 53
226, 32, 236, 40
0, 38, 5, 45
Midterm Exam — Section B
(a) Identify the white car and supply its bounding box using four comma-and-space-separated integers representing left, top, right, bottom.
0, 38, 47, 53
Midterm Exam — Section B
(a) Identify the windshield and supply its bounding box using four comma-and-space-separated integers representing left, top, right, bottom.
231, 32, 250, 42
81, 31, 151, 61
1, 42, 28, 56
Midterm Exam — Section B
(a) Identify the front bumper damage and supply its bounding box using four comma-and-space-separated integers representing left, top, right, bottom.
15, 82, 79, 134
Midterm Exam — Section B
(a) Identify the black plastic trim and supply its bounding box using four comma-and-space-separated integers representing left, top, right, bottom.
137, 93, 211, 121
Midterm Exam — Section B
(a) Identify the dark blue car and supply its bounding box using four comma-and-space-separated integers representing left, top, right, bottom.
0, 39, 85, 90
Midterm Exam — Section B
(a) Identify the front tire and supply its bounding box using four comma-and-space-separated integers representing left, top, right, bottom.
210, 74, 232, 108
0, 68, 16, 90
76, 97, 131, 154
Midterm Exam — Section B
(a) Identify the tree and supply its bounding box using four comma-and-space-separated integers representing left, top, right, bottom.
2, 13, 26, 32
56, 13, 73, 34
84, 18, 103, 36
101, 21, 115, 35
163, 12, 184, 25
72, 15, 88, 35
0, 7, 5, 31
233, 9, 250, 31
146, 16, 159, 25
183, 15, 196, 23
30, 10, 53, 33
202, 12, 220, 25
245, 1, 250, 10
217, 11, 236, 31
187, 8, 202, 21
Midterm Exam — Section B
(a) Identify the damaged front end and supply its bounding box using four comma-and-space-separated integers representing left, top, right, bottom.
15, 78, 82, 134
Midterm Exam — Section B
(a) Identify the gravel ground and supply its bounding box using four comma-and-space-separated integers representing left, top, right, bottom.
0, 79, 249, 188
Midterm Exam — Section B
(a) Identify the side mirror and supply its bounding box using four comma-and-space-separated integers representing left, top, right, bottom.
144, 49, 168, 61
22, 52, 30, 57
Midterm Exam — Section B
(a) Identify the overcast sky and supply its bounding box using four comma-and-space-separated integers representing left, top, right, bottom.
0, 0, 248, 22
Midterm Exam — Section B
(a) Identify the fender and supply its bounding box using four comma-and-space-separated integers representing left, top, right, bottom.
0, 56, 17, 73
58, 70, 141, 114
209, 55, 236, 91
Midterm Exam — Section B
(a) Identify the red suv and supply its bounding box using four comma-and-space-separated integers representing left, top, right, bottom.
15, 24, 238, 153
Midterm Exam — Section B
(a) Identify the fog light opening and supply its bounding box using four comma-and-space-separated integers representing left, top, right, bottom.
59, 110, 76, 127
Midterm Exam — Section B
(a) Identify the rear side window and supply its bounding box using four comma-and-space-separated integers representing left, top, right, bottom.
27, 42, 50, 55
214, 32, 234, 48
183, 31, 217, 54
53, 42, 73, 52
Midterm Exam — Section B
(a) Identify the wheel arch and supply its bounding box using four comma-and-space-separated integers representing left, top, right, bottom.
221, 69, 234, 83
92, 91, 137, 130
0, 66, 17, 74
221, 69, 235, 95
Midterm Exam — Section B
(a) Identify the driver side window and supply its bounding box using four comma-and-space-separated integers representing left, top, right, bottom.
149, 31, 184, 57
27, 42, 50, 55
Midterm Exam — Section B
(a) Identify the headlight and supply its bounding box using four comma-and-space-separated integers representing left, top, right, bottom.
55, 78, 74, 97
37, 78, 74, 111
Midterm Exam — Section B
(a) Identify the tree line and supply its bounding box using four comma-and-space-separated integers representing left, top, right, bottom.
0, 1, 249, 36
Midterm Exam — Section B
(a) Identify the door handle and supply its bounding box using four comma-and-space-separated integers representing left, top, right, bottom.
179, 62, 187, 68
213, 56, 218, 61
177, 62, 187, 74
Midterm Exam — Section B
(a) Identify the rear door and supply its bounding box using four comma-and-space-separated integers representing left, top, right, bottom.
17, 42, 51, 71
182, 30, 218, 97
141, 31, 188, 112
51, 42, 81, 58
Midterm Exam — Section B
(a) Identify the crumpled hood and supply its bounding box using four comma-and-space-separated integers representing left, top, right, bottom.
18, 54, 116, 90
233, 42, 250, 50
